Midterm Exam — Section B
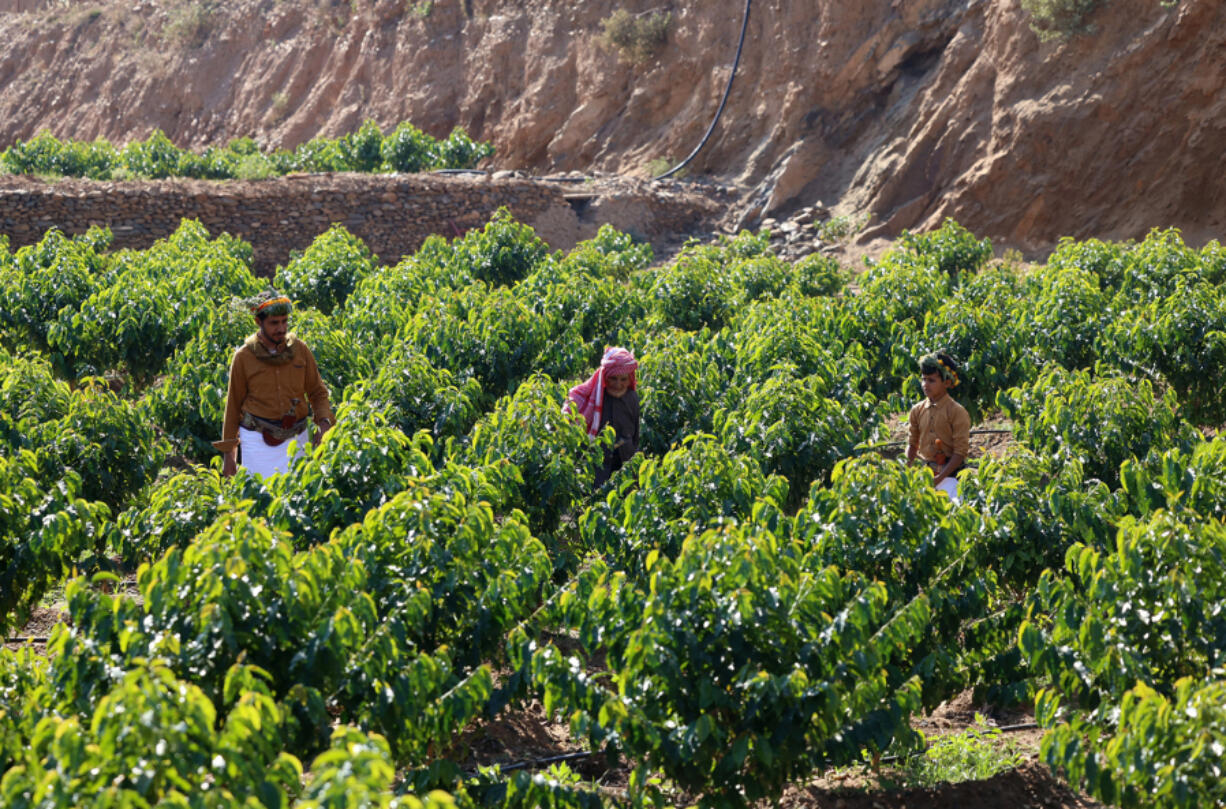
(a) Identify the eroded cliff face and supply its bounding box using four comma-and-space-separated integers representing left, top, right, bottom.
0, 0, 1222, 251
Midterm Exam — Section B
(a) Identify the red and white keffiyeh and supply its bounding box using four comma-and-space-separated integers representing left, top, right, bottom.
565, 347, 638, 438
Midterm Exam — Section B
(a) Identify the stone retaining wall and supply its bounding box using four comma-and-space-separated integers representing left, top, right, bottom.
0, 173, 566, 275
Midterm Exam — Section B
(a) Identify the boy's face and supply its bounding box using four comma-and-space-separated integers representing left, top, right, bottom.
920, 370, 948, 402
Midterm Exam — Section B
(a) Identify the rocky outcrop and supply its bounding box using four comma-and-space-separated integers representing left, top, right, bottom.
0, 0, 1221, 252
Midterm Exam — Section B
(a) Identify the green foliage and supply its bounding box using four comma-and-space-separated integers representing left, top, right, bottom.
0, 129, 117, 179
1023, 511, 1226, 706
334, 478, 551, 671
895, 219, 993, 279
600, 8, 671, 63
959, 449, 1123, 591
458, 375, 598, 534
795, 455, 1003, 706
999, 367, 1198, 488
911, 268, 1033, 421
815, 212, 871, 243
648, 247, 736, 331
529, 522, 935, 808
636, 327, 734, 454
25, 381, 170, 510
1120, 437, 1226, 523
514, 254, 648, 381
5, 214, 1226, 808
717, 369, 872, 505
1020, 511, 1226, 808
729, 255, 793, 303
339, 119, 386, 173
0, 227, 105, 350
580, 434, 788, 571
2, 660, 303, 808
289, 308, 378, 400
381, 121, 437, 173
1021, 0, 1104, 40
1021, 262, 1111, 370
300, 728, 458, 809
0, 451, 108, 637
0, 120, 495, 179
142, 305, 252, 461
1104, 227, 1205, 305
45, 219, 259, 384
106, 466, 234, 565
342, 344, 483, 444
451, 207, 549, 287
404, 284, 552, 400
339, 244, 473, 348
262, 410, 434, 547
561, 223, 654, 281
0, 351, 71, 431
730, 294, 865, 393
434, 127, 496, 169
1040, 678, 1226, 809
121, 129, 188, 179
794, 456, 970, 599
1100, 277, 1226, 425
899, 715, 1025, 786
276, 225, 378, 315
791, 253, 846, 297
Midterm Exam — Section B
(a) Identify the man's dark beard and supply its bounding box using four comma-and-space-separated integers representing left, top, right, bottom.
260, 325, 286, 348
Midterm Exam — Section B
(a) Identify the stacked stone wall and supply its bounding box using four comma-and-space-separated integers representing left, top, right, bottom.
0, 173, 564, 275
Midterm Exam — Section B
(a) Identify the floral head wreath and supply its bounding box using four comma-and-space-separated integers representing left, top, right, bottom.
249, 290, 293, 318
920, 352, 960, 388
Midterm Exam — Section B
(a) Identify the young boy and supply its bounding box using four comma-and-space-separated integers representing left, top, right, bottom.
906, 352, 970, 503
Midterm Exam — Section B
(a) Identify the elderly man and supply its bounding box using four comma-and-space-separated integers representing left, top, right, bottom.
213, 290, 334, 477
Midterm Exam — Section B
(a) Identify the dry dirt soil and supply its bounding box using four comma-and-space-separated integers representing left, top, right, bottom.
1, 0, 1223, 255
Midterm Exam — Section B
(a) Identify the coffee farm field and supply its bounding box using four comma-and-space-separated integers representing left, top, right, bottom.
2, 214, 1225, 809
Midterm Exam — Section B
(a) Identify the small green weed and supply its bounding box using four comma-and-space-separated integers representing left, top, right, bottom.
600, 8, 671, 64
900, 715, 1026, 786
234, 153, 276, 180
1021, 0, 1103, 40
816, 212, 871, 243
646, 156, 686, 179
1021, 0, 1178, 41
163, 1, 215, 48
269, 90, 291, 123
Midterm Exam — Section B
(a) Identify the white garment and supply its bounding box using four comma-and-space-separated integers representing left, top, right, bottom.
936, 475, 960, 504
238, 425, 307, 477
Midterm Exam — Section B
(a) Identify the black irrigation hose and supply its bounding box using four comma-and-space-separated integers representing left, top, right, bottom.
498, 750, 599, 773
651, 0, 752, 181
853, 429, 1015, 455
5, 637, 49, 644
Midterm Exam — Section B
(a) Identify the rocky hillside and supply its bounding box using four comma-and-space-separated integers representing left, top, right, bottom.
0, 0, 1222, 252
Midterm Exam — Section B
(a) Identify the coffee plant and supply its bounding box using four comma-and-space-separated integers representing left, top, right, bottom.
2, 214, 1225, 809
999, 367, 1199, 488
2, 120, 494, 179
276, 224, 377, 316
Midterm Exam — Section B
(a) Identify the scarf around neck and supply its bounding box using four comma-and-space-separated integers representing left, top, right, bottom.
566, 347, 638, 438
245, 332, 297, 366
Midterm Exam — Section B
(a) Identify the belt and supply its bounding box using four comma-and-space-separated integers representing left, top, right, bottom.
241, 411, 308, 446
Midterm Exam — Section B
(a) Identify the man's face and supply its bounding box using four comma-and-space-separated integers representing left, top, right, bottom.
605, 372, 630, 398
920, 370, 948, 402
260, 313, 290, 346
